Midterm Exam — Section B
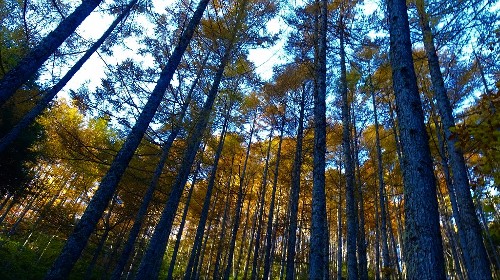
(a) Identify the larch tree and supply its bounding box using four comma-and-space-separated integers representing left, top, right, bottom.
386, 0, 446, 278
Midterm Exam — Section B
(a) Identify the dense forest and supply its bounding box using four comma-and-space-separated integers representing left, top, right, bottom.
0, 0, 499, 279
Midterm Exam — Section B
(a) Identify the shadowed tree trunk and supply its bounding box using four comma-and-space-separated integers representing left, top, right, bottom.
183, 109, 230, 280
166, 162, 199, 280
386, 0, 446, 278
310, 0, 329, 278
339, 14, 358, 280
0, 0, 138, 153
109, 55, 205, 280
285, 85, 305, 280
251, 132, 273, 280
44, 2, 210, 279
415, 1, 492, 278
263, 114, 286, 280
371, 85, 391, 280
0, 0, 105, 106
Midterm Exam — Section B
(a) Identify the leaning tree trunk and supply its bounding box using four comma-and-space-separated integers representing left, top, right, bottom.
183, 112, 230, 280
45, 2, 210, 279
263, 115, 286, 280
133, 46, 233, 280
415, 1, 492, 279
386, 0, 446, 278
109, 58, 204, 280
310, 0, 329, 278
0, 0, 105, 106
285, 85, 305, 280
339, 15, 358, 280
165, 162, 199, 280
0, 0, 138, 153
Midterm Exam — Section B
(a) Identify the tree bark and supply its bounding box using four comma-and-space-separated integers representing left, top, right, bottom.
263, 115, 285, 280
183, 112, 230, 280
285, 85, 305, 280
339, 14, 358, 280
415, 1, 492, 278
386, 0, 446, 278
310, 0, 329, 278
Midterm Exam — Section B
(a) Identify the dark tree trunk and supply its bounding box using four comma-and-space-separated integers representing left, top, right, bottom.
0, 0, 138, 153
0, 0, 105, 106
109, 57, 203, 280
371, 86, 391, 280
263, 115, 286, 280
352, 98, 368, 280
339, 15, 358, 280
285, 85, 305, 280
183, 112, 230, 280
45, 2, 210, 279
222, 113, 256, 280
386, 0, 446, 278
212, 174, 232, 280
415, 1, 492, 278
166, 163, 198, 280
251, 132, 273, 280
310, 0, 329, 278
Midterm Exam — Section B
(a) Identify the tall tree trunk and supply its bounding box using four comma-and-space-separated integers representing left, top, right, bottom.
263, 115, 286, 280
45, 2, 210, 279
133, 7, 247, 277
183, 112, 230, 280
386, 0, 445, 278
310, 0, 329, 278
371, 85, 391, 279
0, 0, 105, 106
339, 14, 358, 280
166, 164, 198, 280
234, 199, 252, 277
109, 58, 204, 280
352, 98, 368, 280
251, 132, 273, 280
212, 174, 232, 280
222, 110, 256, 280
285, 85, 305, 280
0, 0, 138, 153
415, 1, 492, 278
375, 189, 381, 280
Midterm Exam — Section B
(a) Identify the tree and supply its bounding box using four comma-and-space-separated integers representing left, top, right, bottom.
45, 1, 211, 278
386, 0, 445, 278
0, 0, 105, 106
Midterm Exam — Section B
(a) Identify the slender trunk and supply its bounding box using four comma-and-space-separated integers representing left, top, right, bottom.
476, 196, 500, 271
134, 14, 242, 279
184, 114, 230, 280
263, 115, 286, 280
235, 200, 252, 277
387, 0, 445, 278
339, 15, 358, 280
371, 85, 391, 280
0, 194, 17, 225
310, 0, 329, 278
84, 227, 110, 280
352, 99, 368, 280
45, 2, 210, 279
110, 60, 203, 280
213, 179, 232, 280
337, 162, 343, 280
222, 111, 256, 280
243, 194, 260, 280
251, 132, 273, 280
0, 0, 105, 106
285, 86, 305, 280
375, 190, 381, 280
416, 1, 492, 278
0, 0, 138, 153
166, 165, 198, 280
